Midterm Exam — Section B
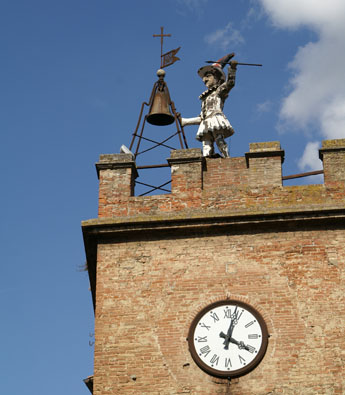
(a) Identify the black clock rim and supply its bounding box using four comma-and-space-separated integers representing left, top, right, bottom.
187, 299, 269, 379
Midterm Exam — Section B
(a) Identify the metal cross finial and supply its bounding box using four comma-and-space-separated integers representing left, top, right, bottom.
153, 26, 171, 68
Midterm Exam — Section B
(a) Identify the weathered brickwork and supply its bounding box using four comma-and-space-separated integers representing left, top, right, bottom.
83, 139, 345, 394
95, 141, 344, 219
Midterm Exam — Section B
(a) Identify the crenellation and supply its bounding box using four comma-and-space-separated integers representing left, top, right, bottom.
96, 153, 137, 217
167, 148, 204, 195
319, 138, 345, 185
245, 141, 284, 187
94, 139, 345, 220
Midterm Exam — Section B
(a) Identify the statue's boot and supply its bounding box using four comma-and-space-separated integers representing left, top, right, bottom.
215, 135, 230, 158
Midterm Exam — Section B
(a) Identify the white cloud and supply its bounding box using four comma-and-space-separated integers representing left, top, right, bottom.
258, 0, 345, 167
256, 100, 272, 114
204, 22, 245, 50
259, 0, 345, 32
241, 3, 265, 27
320, 97, 345, 139
176, 0, 209, 12
298, 141, 322, 171
279, 34, 345, 134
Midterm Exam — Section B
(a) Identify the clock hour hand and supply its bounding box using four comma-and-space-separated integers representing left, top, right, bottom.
219, 306, 238, 349
219, 331, 231, 349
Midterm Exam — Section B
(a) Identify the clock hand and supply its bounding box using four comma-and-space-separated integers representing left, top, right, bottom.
229, 337, 242, 347
219, 306, 238, 349
229, 337, 255, 353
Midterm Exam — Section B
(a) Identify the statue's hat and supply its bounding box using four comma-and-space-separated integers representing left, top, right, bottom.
198, 53, 235, 83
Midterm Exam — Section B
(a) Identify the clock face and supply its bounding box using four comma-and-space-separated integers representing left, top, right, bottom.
188, 300, 268, 379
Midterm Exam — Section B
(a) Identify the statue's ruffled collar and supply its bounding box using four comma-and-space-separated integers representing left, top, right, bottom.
199, 85, 219, 100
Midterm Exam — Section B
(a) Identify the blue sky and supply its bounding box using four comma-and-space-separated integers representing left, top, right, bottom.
1, 1, 345, 394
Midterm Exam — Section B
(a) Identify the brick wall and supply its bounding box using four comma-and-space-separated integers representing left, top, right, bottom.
83, 139, 345, 394
95, 140, 344, 219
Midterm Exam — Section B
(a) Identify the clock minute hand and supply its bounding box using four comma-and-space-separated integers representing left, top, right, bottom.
230, 337, 254, 353
228, 306, 239, 335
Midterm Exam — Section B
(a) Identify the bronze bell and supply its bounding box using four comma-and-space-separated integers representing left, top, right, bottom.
146, 69, 175, 126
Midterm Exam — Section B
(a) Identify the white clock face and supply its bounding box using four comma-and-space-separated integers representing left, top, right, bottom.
188, 300, 268, 378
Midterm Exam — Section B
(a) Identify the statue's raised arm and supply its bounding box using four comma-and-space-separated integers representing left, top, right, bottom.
219, 61, 237, 97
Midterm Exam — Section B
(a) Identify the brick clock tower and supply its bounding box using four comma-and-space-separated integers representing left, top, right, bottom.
82, 139, 345, 394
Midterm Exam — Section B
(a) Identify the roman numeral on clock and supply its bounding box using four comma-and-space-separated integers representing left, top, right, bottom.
246, 345, 256, 353
210, 354, 219, 366
199, 345, 211, 357
199, 322, 211, 331
245, 320, 256, 328
239, 355, 246, 365
225, 357, 232, 368
210, 311, 219, 322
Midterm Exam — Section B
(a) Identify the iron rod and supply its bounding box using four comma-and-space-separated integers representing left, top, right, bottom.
282, 170, 324, 181
137, 164, 170, 169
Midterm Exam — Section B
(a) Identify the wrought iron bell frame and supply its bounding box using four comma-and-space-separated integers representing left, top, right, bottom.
129, 69, 188, 162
